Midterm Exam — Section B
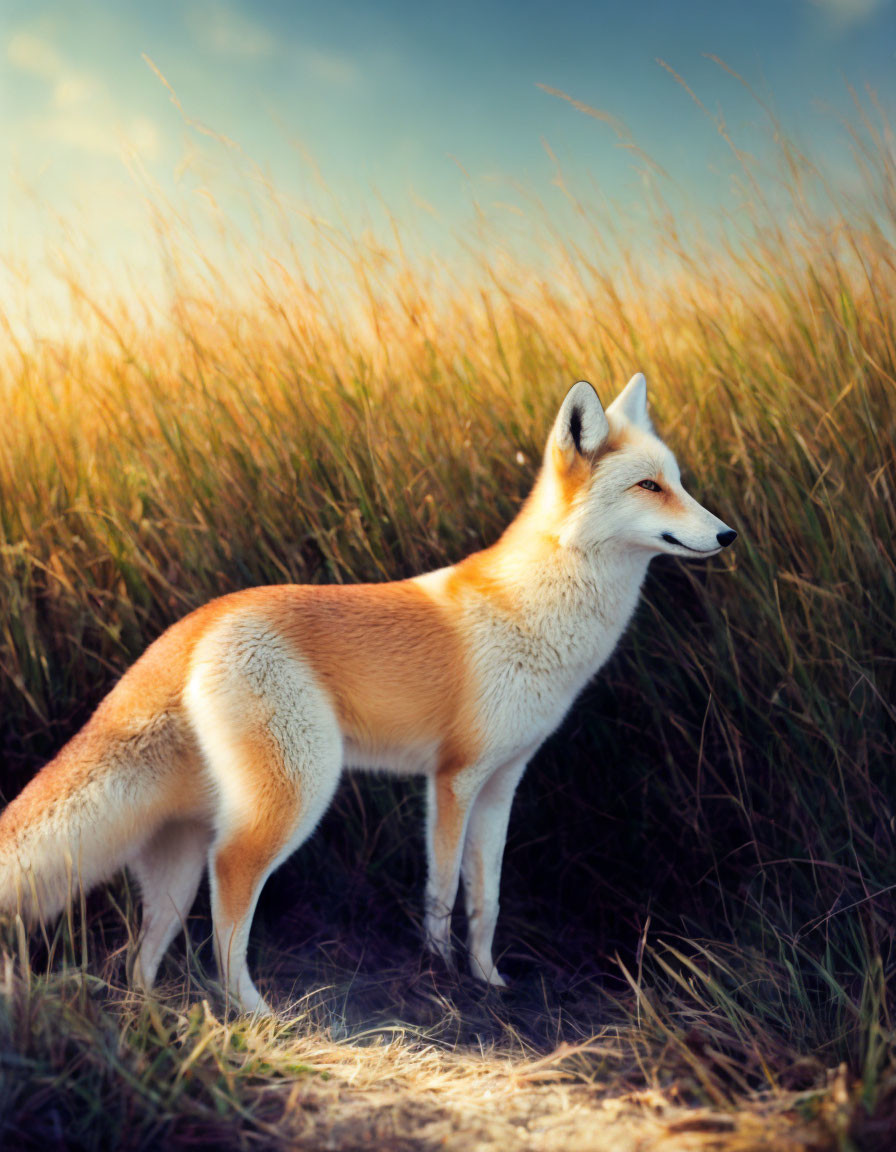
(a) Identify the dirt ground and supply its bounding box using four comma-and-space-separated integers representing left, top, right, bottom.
192, 1045, 845, 1152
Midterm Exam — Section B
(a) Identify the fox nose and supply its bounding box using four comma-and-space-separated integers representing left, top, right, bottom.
717, 529, 737, 547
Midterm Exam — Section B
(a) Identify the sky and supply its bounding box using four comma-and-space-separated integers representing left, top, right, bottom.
1, 0, 894, 330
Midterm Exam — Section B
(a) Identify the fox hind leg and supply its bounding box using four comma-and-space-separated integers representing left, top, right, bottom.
209, 801, 298, 1015
208, 740, 343, 1015
187, 634, 344, 1015
131, 819, 212, 992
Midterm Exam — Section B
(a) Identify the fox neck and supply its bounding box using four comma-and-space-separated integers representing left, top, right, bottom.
471, 488, 651, 679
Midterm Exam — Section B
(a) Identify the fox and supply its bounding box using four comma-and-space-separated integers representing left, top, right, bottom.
0, 374, 736, 1014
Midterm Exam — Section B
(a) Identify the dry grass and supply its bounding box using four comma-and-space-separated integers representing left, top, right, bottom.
1, 86, 895, 1149
0, 953, 878, 1151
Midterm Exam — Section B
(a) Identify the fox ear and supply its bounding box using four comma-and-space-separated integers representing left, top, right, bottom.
553, 380, 609, 458
609, 372, 652, 430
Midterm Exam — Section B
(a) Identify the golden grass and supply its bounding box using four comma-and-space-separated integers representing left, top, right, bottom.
0, 957, 867, 1150
1, 86, 895, 1149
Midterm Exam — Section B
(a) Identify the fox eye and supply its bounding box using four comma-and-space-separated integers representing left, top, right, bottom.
638, 479, 662, 492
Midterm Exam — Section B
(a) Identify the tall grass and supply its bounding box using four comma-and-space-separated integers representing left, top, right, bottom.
1, 87, 895, 1148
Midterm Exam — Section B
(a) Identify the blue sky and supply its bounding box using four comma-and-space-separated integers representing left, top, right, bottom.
1, 0, 894, 319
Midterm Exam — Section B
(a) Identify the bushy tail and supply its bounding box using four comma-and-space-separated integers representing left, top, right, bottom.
0, 724, 168, 925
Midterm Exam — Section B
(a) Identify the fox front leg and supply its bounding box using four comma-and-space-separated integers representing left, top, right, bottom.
460, 756, 529, 986
423, 770, 482, 967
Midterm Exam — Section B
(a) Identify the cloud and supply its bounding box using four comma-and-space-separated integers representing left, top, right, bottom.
187, 2, 276, 58
7, 30, 63, 78
185, 3, 359, 85
299, 48, 360, 87
6, 29, 161, 159
807, 0, 890, 29
8, 30, 102, 110
32, 112, 160, 158
53, 73, 102, 109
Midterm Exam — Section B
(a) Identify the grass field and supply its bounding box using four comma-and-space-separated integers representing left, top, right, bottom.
1, 92, 895, 1149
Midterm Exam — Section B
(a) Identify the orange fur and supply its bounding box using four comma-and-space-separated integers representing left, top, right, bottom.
259, 582, 482, 763
552, 423, 630, 509
443, 545, 520, 616
1, 610, 212, 845
431, 773, 466, 862
214, 800, 295, 928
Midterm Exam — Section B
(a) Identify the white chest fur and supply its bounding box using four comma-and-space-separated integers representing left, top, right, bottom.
416, 545, 650, 771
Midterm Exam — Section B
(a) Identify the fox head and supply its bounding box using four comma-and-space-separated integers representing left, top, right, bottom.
540, 374, 737, 558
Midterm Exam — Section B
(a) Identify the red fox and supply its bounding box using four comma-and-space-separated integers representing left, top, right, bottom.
0, 375, 736, 1013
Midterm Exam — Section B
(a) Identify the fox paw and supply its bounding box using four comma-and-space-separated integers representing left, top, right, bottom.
470, 957, 508, 988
